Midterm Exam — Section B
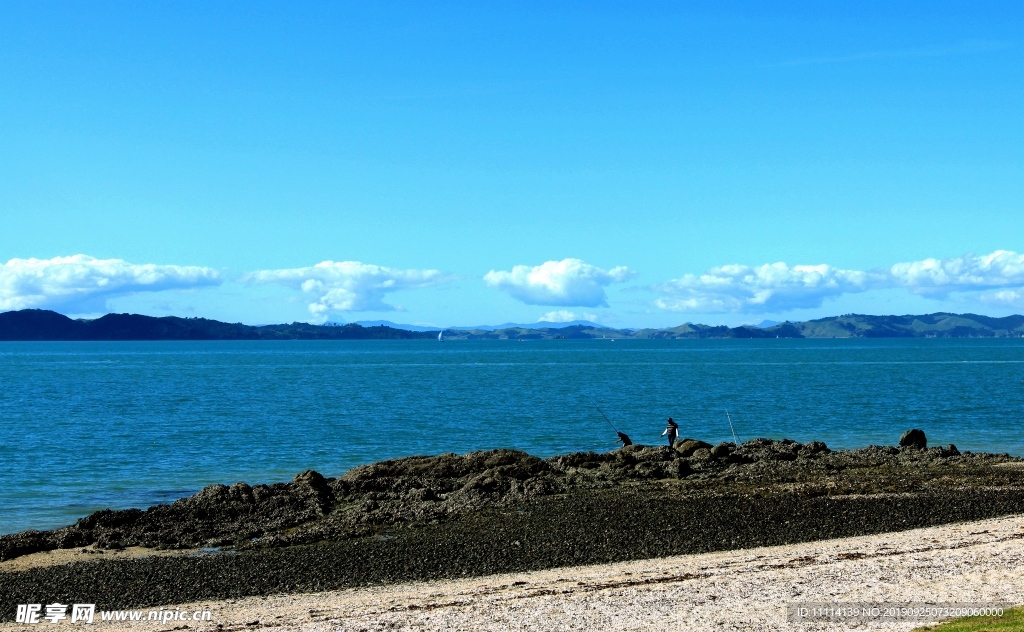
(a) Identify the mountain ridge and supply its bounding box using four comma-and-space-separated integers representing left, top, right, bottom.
1, 309, 1023, 340
348, 319, 602, 332
0, 310, 434, 341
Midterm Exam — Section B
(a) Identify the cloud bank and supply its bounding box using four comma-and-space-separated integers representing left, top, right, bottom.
537, 310, 599, 323
889, 250, 1024, 297
484, 259, 634, 307
0, 255, 222, 312
655, 263, 880, 313
245, 261, 450, 317
655, 250, 1024, 313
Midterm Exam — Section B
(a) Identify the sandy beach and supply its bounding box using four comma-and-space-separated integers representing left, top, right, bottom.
7, 514, 1018, 631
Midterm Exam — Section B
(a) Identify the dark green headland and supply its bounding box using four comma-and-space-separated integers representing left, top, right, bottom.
0, 309, 434, 341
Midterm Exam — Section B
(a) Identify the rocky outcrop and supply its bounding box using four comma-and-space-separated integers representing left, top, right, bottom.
1, 437, 1020, 562
673, 438, 712, 456
899, 429, 928, 448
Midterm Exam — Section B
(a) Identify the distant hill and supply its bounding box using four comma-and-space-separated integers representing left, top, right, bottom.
0, 310, 434, 341
446, 319, 602, 332
1, 309, 1022, 341
789, 313, 1024, 338
439, 312, 1024, 340
440, 323, 622, 340
349, 319, 602, 332
347, 320, 440, 332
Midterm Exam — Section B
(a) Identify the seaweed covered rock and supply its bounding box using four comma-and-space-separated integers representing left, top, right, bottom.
733, 438, 803, 462
2, 440, 1021, 562
674, 439, 712, 457
802, 441, 830, 455
900, 429, 927, 449
548, 451, 614, 470
618, 444, 677, 462
291, 470, 334, 515
336, 449, 554, 503
710, 442, 735, 458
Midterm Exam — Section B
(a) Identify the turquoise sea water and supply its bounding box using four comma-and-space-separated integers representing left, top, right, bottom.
1, 338, 1023, 535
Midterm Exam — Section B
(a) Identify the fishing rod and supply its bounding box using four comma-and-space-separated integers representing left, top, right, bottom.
592, 400, 632, 446
592, 401, 620, 433
725, 410, 739, 445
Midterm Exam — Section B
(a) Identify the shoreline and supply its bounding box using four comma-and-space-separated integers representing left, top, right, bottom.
0, 544, 202, 573
3, 514, 1021, 631
3, 439, 1024, 620
4, 485, 1024, 616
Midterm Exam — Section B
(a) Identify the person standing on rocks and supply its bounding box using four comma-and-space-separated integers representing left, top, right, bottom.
661, 417, 679, 447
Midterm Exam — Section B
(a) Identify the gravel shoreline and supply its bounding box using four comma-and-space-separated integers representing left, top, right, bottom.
4, 514, 1021, 631
3, 440, 1023, 621
3, 485, 1024, 619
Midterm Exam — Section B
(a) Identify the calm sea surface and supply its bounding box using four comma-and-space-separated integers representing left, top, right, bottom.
2, 338, 1023, 534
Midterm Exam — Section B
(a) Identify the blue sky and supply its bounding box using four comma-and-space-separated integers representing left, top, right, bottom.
1, 2, 1022, 327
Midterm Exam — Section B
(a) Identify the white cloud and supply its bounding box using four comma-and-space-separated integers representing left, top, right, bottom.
889, 250, 1024, 295
655, 250, 1024, 314
245, 261, 450, 317
0, 255, 222, 312
980, 289, 1024, 307
655, 262, 880, 313
484, 259, 634, 307
537, 310, 598, 323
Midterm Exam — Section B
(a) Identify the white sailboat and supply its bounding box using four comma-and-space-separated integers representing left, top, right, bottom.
438, 330, 444, 342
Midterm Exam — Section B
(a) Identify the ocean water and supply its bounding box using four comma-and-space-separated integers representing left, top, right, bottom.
1, 338, 1023, 535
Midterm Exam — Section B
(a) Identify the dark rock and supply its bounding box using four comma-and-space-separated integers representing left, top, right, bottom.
52, 528, 90, 550
674, 439, 712, 457
734, 438, 799, 462
76, 508, 146, 530
193, 484, 231, 504
800, 441, 830, 455
550, 451, 612, 469
724, 451, 752, 465
710, 442, 735, 458
632, 445, 677, 462
228, 482, 255, 504
0, 531, 54, 562
691, 447, 712, 460
3, 439, 1022, 566
671, 460, 692, 478
899, 429, 927, 449
947, 444, 959, 456
292, 470, 333, 514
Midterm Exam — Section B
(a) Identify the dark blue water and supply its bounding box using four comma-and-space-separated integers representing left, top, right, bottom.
1, 338, 1023, 534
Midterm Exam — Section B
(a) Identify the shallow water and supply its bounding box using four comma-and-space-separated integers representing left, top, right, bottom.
1, 338, 1022, 534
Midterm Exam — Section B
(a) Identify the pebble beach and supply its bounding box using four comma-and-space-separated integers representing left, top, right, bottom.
4, 514, 1020, 631
3, 441, 1024, 630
